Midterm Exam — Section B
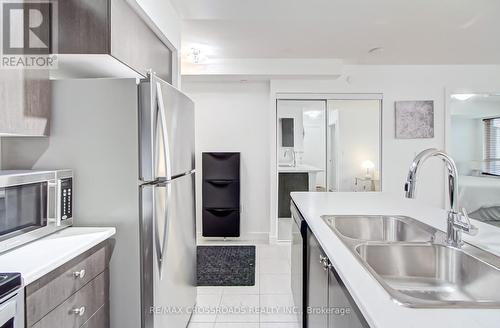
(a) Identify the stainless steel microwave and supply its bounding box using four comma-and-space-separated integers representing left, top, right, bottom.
0, 170, 73, 253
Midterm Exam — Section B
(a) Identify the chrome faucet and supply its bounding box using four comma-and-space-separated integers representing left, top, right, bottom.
404, 148, 478, 248
283, 148, 296, 167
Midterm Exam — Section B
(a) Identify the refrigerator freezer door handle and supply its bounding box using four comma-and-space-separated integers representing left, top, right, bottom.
155, 81, 173, 181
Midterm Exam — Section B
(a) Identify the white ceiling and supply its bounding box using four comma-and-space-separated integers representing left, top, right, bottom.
171, 0, 500, 64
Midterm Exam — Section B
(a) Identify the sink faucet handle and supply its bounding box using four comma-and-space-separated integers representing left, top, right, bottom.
458, 208, 479, 236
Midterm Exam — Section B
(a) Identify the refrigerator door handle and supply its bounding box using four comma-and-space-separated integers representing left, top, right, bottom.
155, 81, 173, 181
155, 182, 171, 280
139, 184, 154, 328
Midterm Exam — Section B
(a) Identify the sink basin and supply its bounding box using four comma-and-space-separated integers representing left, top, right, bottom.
323, 215, 436, 242
356, 243, 500, 307
322, 214, 500, 308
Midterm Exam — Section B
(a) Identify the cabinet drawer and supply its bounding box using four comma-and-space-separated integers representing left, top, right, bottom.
27, 243, 109, 326
81, 302, 109, 328
202, 153, 240, 180
202, 209, 240, 237
33, 271, 108, 328
203, 180, 240, 209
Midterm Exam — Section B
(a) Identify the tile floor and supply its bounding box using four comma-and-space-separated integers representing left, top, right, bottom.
188, 242, 299, 328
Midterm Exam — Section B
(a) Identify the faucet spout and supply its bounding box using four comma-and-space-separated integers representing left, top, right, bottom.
404, 148, 478, 247
405, 149, 459, 212
283, 148, 297, 167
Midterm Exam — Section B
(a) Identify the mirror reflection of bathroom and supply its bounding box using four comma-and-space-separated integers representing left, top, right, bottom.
276, 97, 382, 240
450, 93, 500, 228
277, 100, 327, 190
327, 100, 382, 193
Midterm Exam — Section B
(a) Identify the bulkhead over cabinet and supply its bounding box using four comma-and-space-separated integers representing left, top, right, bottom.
55, 0, 173, 81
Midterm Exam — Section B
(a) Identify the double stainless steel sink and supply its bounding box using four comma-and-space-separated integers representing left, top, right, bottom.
323, 215, 500, 308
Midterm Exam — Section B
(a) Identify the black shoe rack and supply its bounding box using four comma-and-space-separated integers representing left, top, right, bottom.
202, 152, 240, 237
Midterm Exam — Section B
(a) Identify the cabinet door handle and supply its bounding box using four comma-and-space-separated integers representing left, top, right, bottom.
71, 306, 86, 316
73, 269, 86, 279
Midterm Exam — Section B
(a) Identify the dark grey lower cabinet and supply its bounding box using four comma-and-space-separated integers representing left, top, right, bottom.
306, 229, 329, 328
328, 267, 369, 328
81, 303, 109, 328
278, 173, 309, 218
31, 271, 108, 328
27, 241, 112, 328
307, 229, 369, 328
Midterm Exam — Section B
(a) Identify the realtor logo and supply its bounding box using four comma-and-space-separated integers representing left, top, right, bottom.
0, 0, 57, 68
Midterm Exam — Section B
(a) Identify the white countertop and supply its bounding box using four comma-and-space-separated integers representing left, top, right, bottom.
0, 227, 116, 285
290, 192, 500, 328
278, 164, 324, 173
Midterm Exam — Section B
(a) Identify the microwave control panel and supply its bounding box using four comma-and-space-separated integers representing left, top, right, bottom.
60, 178, 73, 220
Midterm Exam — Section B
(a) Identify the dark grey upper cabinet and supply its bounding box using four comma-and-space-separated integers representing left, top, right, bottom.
0, 70, 51, 136
52, 0, 172, 81
57, 0, 109, 54
281, 118, 294, 147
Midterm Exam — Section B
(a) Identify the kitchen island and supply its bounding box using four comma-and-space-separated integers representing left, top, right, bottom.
291, 192, 500, 328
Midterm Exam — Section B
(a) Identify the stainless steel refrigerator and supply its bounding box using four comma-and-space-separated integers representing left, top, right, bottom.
0, 74, 196, 328
138, 74, 196, 328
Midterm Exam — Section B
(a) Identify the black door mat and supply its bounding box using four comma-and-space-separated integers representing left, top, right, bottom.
197, 245, 256, 286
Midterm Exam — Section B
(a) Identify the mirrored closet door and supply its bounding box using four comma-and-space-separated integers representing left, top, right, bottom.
276, 96, 382, 241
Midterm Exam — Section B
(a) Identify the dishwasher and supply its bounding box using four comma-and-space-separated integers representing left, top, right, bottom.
292, 202, 369, 328
291, 201, 307, 328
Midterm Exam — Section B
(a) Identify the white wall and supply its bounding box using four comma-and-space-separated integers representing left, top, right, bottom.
182, 81, 271, 240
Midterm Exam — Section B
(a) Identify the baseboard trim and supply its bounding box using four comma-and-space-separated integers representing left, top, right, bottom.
197, 232, 270, 244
